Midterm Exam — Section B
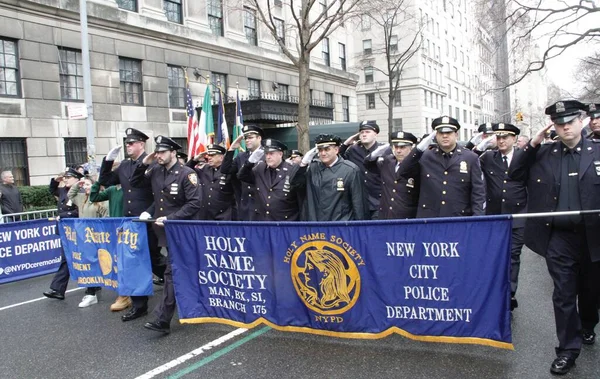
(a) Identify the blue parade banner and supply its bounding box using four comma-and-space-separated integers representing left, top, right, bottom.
0, 219, 62, 284
166, 216, 514, 349
58, 218, 153, 296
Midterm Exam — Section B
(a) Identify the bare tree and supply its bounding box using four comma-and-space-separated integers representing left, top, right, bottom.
355, 0, 421, 130
576, 52, 600, 101
244, 0, 364, 152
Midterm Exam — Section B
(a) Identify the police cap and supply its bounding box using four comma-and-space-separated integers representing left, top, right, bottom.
64, 167, 84, 179
289, 149, 303, 158
206, 144, 227, 155
432, 116, 460, 132
263, 139, 287, 152
124, 128, 149, 143
154, 135, 182, 152
478, 122, 494, 134
359, 120, 380, 134
176, 152, 188, 161
545, 100, 585, 124
492, 123, 520, 136
315, 134, 342, 148
390, 131, 418, 146
586, 103, 600, 119
242, 125, 265, 139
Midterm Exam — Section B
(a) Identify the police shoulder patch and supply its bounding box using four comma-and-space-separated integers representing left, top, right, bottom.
188, 172, 198, 186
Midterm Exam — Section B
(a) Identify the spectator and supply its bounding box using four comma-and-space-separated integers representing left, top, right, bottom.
0, 171, 23, 222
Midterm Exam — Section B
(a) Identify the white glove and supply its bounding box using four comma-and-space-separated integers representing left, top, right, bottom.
106, 145, 122, 161
417, 131, 437, 152
476, 135, 496, 151
139, 212, 151, 220
301, 147, 318, 166
371, 143, 390, 158
248, 148, 265, 163
469, 132, 484, 147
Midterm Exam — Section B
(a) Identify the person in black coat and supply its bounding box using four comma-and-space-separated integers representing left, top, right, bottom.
585, 103, 600, 139
364, 131, 419, 219
238, 138, 301, 221
131, 136, 202, 334
479, 123, 527, 310
397, 116, 486, 218
509, 100, 600, 375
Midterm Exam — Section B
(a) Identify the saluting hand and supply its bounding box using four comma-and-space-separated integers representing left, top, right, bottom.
417, 131, 437, 152
229, 135, 245, 151
343, 133, 360, 146
531, 123, 554, 148
300, 147, 318, 167
106, 145, 122, 161
142, 152, 156, 165
193, 151, 208, 161
371, 143, 390, 158
476, 135, 496, 151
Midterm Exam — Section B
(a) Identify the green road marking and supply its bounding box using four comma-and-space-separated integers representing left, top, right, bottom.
167, 327, 271, 379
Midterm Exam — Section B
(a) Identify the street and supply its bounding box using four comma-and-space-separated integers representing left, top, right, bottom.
0, 248, 598, 379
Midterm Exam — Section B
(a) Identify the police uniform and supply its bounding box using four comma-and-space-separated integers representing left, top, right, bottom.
238, 139, 301, 221
188, 144, 236, 220
509, 100, 600, 374
480, 123, 527, 309
131, 136, 202, 334
221, 125, 264, 220
585, 103, 600, 140
44, 167, 83, 298
365, 132, 419, 219
98, 128, 166, 320
293, 134, 368, 221
398, 117, 486, 218
339, 120, 386, 219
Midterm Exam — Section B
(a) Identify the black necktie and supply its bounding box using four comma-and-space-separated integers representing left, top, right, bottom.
269, 168, 277, 182
502, 156, 508, 170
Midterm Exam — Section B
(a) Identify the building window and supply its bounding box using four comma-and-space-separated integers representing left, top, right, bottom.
394, 91, 401, 107
0, 139, 28, 186
164, 0, 182, 24
274, 18, 285, 47
469, 93, 472, 105
390, 35, 398, 53
58, 48, 83, 101
117, 0, 137, 11
462, 90, 466, 104
0, 38, 19, 97
454, 87, 459, 100
363, 39, 372, 55
447, 84, 451, 99
393, 118, 403, 131
248, 78, 260, 99
364, 66, 374, 83
361, 16, 371, 30
244, 7, 257, 46
208, 0, 224, 36
424, 90, 428, 106
463, 109, 467, 123
322, 38, 330, 67
448, 105, 452, 115
276, 83, 289, 102
325, 92, 333, 107
119, 58, 143, 105
64, 138, 87, 169
342, 95, 349, 121
366, 93, 375, 109
455, 107, 460, 120
172, 138, 188, 155
339, 43, 346, 71
168, 65, 186, 108
211, 72, 227, 102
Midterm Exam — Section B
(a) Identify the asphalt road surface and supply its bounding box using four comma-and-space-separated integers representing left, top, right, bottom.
1, 248, 598, 379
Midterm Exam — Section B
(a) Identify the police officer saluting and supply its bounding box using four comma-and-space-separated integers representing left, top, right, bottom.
99, 128, 166, 321
288, 150, 303, 165
509, 100, 600, 375
480, 123, 527, 310
364, 131, 419, 219
131, 136, 202, 334
238, 139, 301, 221
586, 103, 600, 139
187, 144, 235, 220
397, 116, 486, 218
465, 122, 497, 153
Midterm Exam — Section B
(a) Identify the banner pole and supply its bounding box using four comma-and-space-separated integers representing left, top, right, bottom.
512, 209, 600, 219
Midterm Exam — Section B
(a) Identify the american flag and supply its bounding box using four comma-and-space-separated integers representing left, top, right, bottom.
185, 72, 201, 157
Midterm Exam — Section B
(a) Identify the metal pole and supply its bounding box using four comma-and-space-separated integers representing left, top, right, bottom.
80, 0, 96, 176
512, 209, 600, 219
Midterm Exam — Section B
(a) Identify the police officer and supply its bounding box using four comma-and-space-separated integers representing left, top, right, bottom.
397, 116, 486, 218
43, 168, 83, 300
238, 139, 301, 221
99, 128, 166, 322
339, 120, 386, 219
586, 103, 600, 139
509, 100, 600, 375
188, 144, 235, 220
480, 123, 527, 310
221, 125, 264, 220
131, 136, 201, 334
364, 131, 419, 219
465, 122, 497, 152
292, 134, 368, 221
176, 152, 188, 165
288, 150, 303, 165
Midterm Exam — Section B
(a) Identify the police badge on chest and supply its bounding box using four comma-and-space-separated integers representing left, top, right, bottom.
336, 178, 344, 191
170, 183, 179, 195
459, 161, 468, 174
594, 161, 600, 176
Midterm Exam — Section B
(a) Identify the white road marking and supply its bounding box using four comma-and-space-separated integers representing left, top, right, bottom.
0, 287, 85, 312
135, 328, 248, 379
